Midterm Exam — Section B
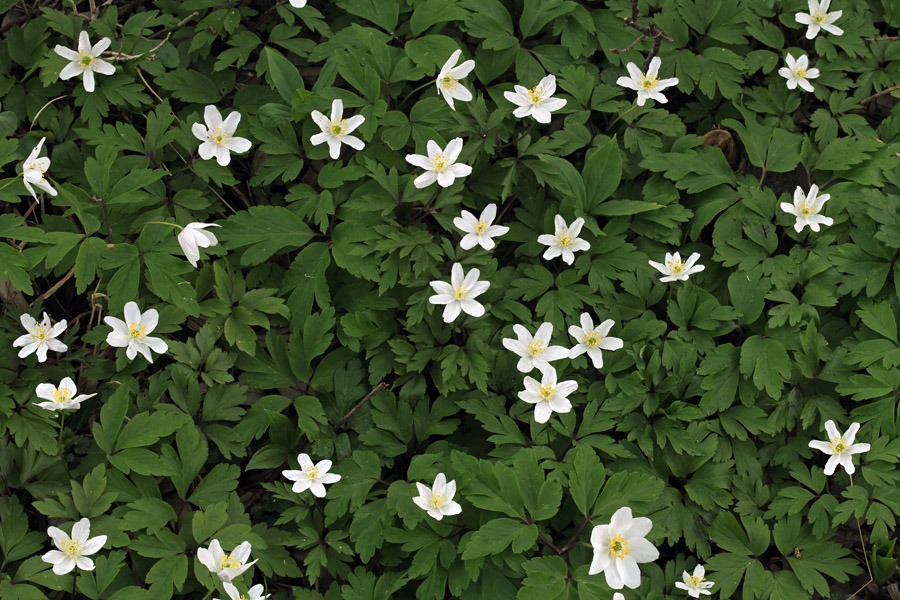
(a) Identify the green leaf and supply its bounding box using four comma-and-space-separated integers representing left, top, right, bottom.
461, 518, 536, 559
221, 205, 314, 266
114, 411, 192, 451
583, 136, 622, 212
739, 336, 791, 399
856, 301, 898, 342
567, 445, 605, 515
263, 47, 302, 103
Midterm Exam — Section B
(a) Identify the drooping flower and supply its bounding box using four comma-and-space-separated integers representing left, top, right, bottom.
13, 312, 67, 363
518, 366, 577, 424
21, 137, 58, 201
103, 301, 168, 363
453, 203, 509, 251
197, 540, 257, 583
778, 54, 820, 93
795, 0, 843, 39
54, 31, 115, 93
41, 518, 107, 575
310, 99, 365, 160
289, 0, 307, 6
428, 263, 489, 323
537, 215, 590, 265
177, 222, 221, 268
503, 74, 567, 123
435, 49, 475, 110
675, 564, 715, 598
406, 138, 472, 188
780, 184, 833, 233
808, 420, 870, 476
568, 313, 624, 369
502, 322, 569, 374
191, 105, 252, 166
616, 56, 679, 106
282, 453, 341, 498
648, 251, 705, 283
34, 377, 96, 412
412, 473, 462, 520
219, 582, 270, 600
589, 506, 659, 589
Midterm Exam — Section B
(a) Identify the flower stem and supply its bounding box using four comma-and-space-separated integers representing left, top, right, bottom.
609, 104, 639, 129
398, 80, 436, 108
58, 413, 66, 455
143, 220, 184, 230
200, 587, 215, 600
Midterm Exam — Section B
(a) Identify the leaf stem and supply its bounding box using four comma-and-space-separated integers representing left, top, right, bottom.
399, 80, 436, 108
144, 220, 184, 230
0, 177, 20, 192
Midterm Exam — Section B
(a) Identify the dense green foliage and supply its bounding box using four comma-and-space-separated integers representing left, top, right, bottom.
3, 0, 900, 598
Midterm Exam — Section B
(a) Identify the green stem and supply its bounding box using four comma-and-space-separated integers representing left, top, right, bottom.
200, 587, 215, 600
399, 79, 436, 108
143, 220, 184, 230
0, 176, 21, 192
609, 103, 639, 129
58, 413, 66, 455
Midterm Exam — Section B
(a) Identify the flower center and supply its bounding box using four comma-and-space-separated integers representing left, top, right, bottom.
798, 202, 813, 216
30, 326, 49, 342
583, 333, 602, 349
527, 86, 544, 104
608, 534, 630, 559
689, 574, 705, 587
128, 322, 146, 340
812, 10, 826, 23
441, 75, 457, 89
210, 127, 230, 146
829, 437, 848, 453
79, 53, 94, 69
475, 221, 488, 234
667, 259, 684, 274
557, 232, 574, 247
61, 538, 83, 558
219, 553, 241, 570
52, 387, 74, 404
538, 384, 555, 401
431, 152, 449, 172
527, 340, 546, 356
304, 466, 319, 480
329, 119, 347, 136
453, 285, 468, 300
794, 66, 807, 78
640, 73, 659, 90
27, 162, 45, 173
429, 493, 445, 508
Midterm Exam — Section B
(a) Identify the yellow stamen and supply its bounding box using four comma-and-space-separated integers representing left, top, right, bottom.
798, 202, 814, 216
429, 493, 445, 508
667, 258, 684, 274
453, 285, 468, 300
441, 75, 457, 89
329, 119, 347, 136
475, 221, 487, 234
583, 333, 602, 349
689, 574, 705, 587
78, 52, 94, 70
52, 387, 74, 404
210, 127, 230, 146
608, 534, 630, 558
61, 538, 83, 558
557, 232, 574, 247
219, 553, 241, 570
128, 322, 146, 340
527, 86, 544, 103
812, 10, 826, 23
304, 465, 319, 480
538, 384, 555, 401
829, 437, 848, 453
431, 152, 448, 172
30, 326, 49, 342
794, 66, 807, 78
640, 73, 659, 90
527, 340, 546, 356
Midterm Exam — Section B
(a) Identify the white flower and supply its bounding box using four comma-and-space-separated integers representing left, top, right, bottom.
589, 506, 659, 589
13, 312, 67, 362
103, 301, 168, 363
453, 203, 509, 251
41, 518, 107, 575
310, 99, 365, 160
282, 453, 341, 498
808, 420, 870, 476
406, 138, 472, 188
54, 31, 115, 93
435, 49, 475, 110
191, 105, 252, 166
518, 366, 577, 424
795, 0, 843, 39
502, 322, 569, 374
412, 473, 462, 520
289, 0, 307, 6
220, 582, 270, 600
177, 222, 221, 268
675, 564, 715, 598
503, 74, 567, 123
21, 137, 58, 201
778, 53, 820, 93
537, 215, 590, 265
614, 595, 625, 600
34, 377, 96, 412
197, 540, 257, 583
780, 184, 833, 233
428, 263, 489, 323
648, 251, 705, 283
568, 314, 624, 369
616, 56, 679, 106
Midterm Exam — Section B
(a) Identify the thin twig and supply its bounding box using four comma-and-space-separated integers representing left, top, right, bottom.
609, 0, 673, 68
847, 473, 874, 600
333, 381, 391, 431
559, 514, 593, 554
864, 36, 900, 41
105, 33, 170, 61
42, 266, 76, 300
861, 84, 900, 105
148, 11, 199, 39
